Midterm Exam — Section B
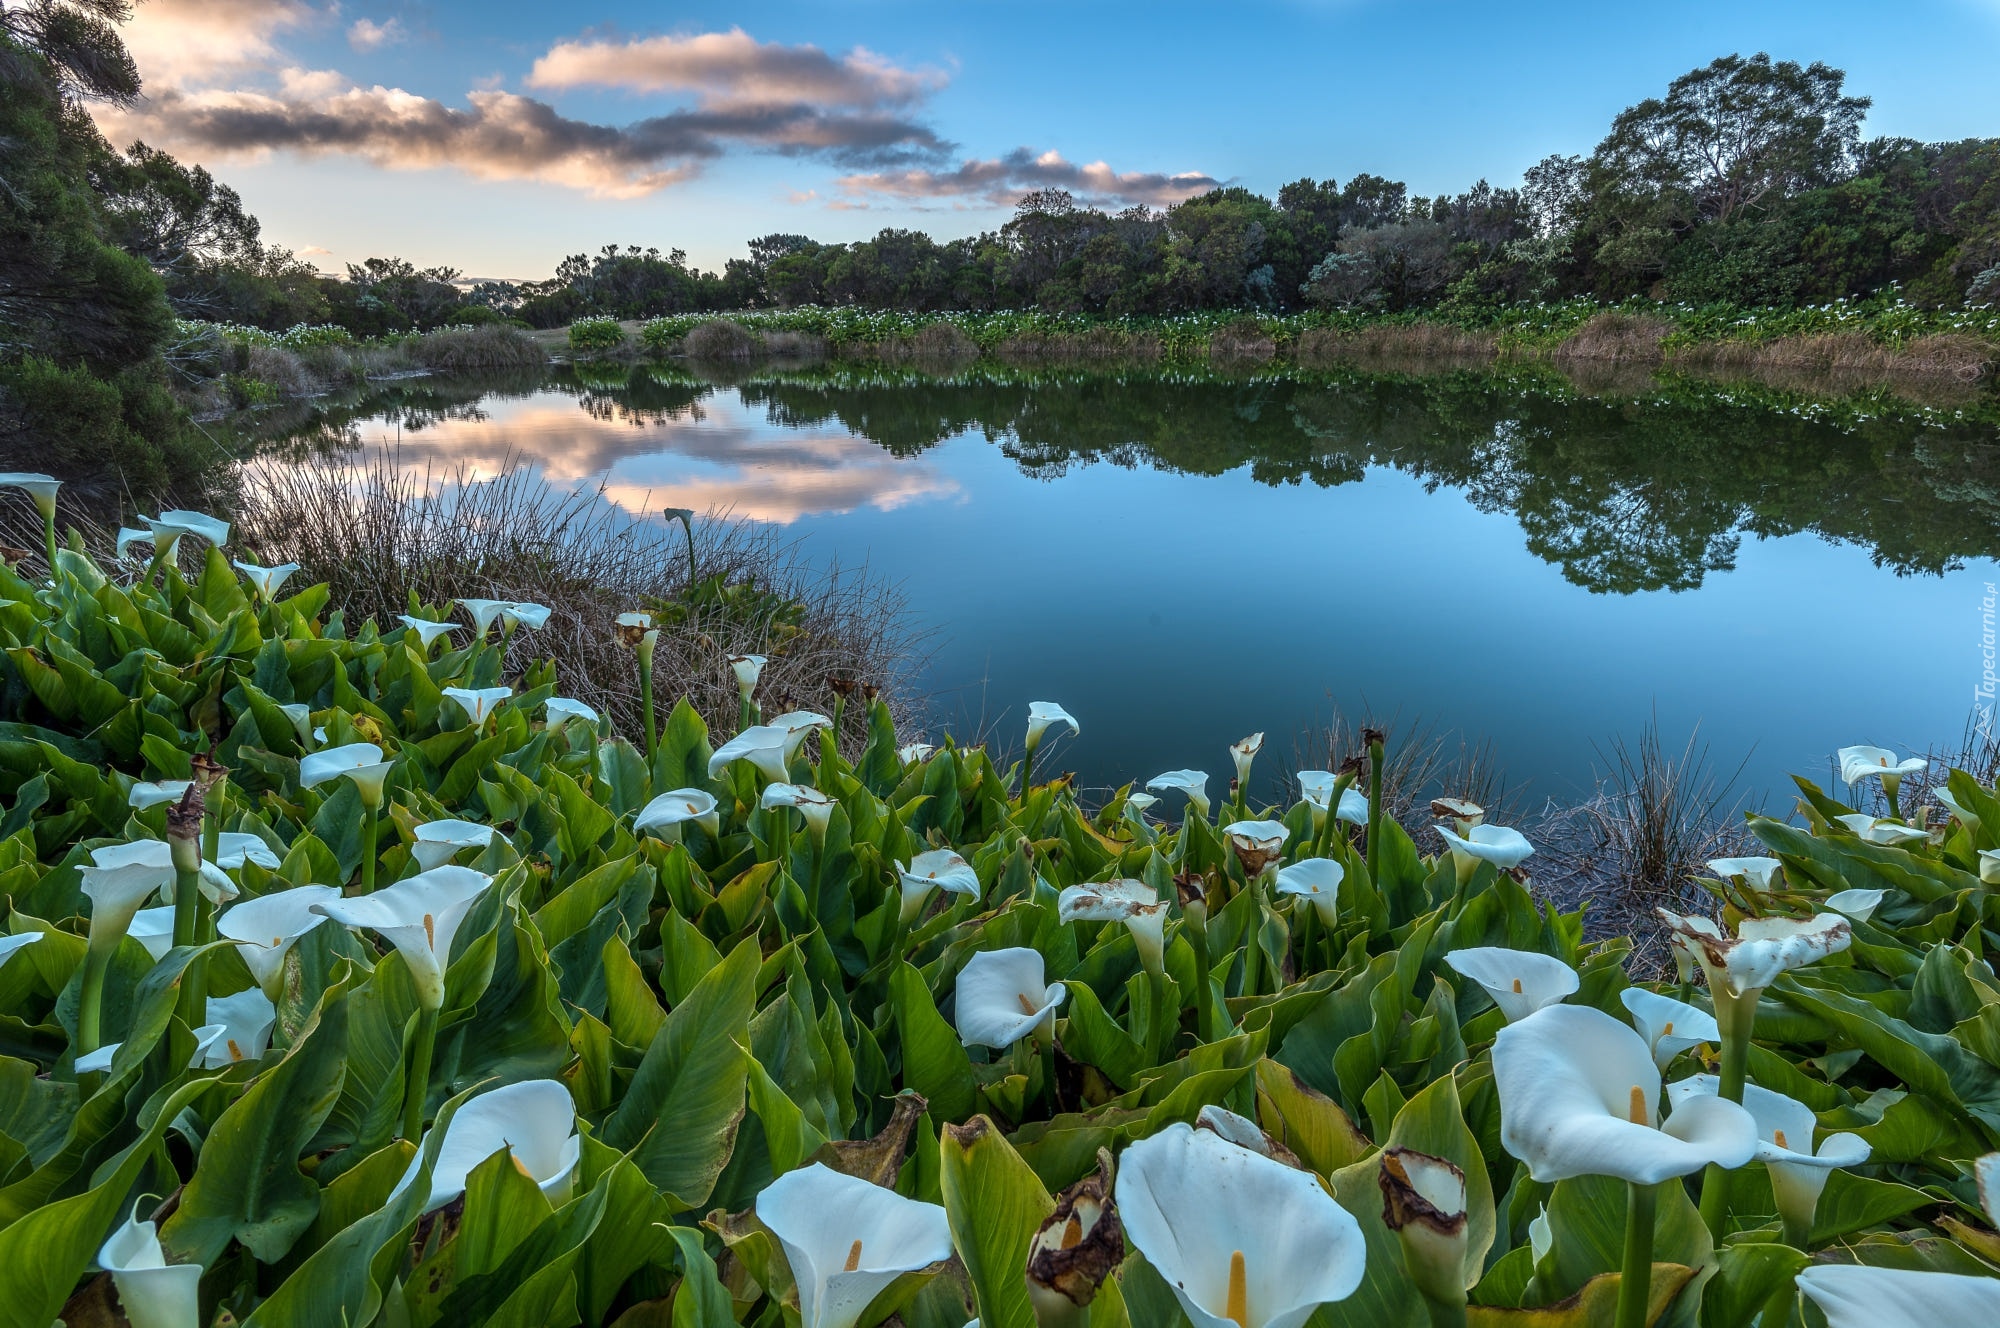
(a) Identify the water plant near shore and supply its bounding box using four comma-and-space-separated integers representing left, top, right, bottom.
0, 526, 1997, 1325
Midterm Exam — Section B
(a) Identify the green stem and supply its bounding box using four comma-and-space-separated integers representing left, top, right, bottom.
1699, 990, 1755, 1236
361, 804, 379, 893
1240, 883, 1262, 999
1421, 1296, 1469, 1328
1365, 737, 1385, 882
1756, 1278, 1795, 1328
42, 511, 59, 586
1187, 911, 1214, 1041
638, 653, 657, 760
1039, 1035, 1058, 1115
1020, 736, 1039, 799
1297, 902, 1318, 978
77, 943, 112, 1056
172, 865, 201, 948
1617, 1180, 1659, 1328
403, 1004, 439, 1142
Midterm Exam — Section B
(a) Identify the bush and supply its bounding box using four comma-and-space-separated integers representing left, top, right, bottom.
681, 318, 763, 359
409, 325, 548, 372
0, 355, 208, 493
567, 317, 626, 353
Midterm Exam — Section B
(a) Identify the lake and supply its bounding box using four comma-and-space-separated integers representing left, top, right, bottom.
268, 359, 2000, 807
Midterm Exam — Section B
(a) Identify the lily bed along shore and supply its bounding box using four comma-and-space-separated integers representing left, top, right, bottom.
0, 471, 1998, 1328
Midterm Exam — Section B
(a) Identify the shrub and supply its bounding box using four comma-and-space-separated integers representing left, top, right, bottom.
568, 317, 626, 353
681, 318, 762, 360
409, 325, 548, 372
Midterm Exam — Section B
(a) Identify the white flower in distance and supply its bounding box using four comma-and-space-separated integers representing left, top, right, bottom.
1493, 1004, 1757, 1185
1667, 1075, 1869, 1238
1833, 813, 1930, 846
458, 598, 548, 633
1978, 1153, 2000, 1227
1837, 745, 1928, 788
98, 1202, 202, 1328
897, 849, 982, 924
279, 704, 312, 746
410, 819, 495, 871
544, 697, 599, 728
1125, 790, 1159, 815
1274, 858, 1344, 926
1230, 732, 1264, 786
1707, 857, 1782, 891
1445, 948, 1578, 1023
1656, 910, 1851, 998
1147, 769, 1211, 818
200, 987, 278, 1068
1619, 987, 1719, 1070
1026, 701, 1079, 747
310, 865, 493, 1010
898, 742, 936, 765
499, 602, 550, 630
1116, 1121, 1366, 1328
635, 788, 721, 839
754, 1162, 954, 1328
708, 725, 794, 782
128, 779, 191, 810
729, 653, 767, 700
217, 884, 339, 997
397, 615, 461, 649
232, 560, 299, 601
298, 742, 394, 807
214, 832, 281, 871
391, 1079, 581, 1212
0, 929, 44, 971
129, 906, 177, 961
1798, 1265, 2000, 1326
1436, 823, 1534, 873
955, 947, 1066, 1049
1058, 880, 1169, 974
1825, 887, 1888, 921
442, 685, 511, 727
763, 782, 836, 838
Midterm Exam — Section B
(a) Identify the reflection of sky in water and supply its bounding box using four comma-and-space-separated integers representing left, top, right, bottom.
346, 385, 2000, 805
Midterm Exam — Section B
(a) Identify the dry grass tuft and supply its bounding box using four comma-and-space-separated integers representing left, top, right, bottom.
230, 451, 923, 747
408, 326, 548, 373
992, 328, 1162, 362
683, 319, 765, 361
1207, 318, 1277, 363
1668, 331, 1995, 384
1553, 312, 1672, 363
1292, 324, 1498, 366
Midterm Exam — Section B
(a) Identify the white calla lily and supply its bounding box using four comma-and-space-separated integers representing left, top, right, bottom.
955, 947, 1066, 1049
298, 741, 394, 808
1223, 819, 1290, 875
200, 987, 278, 1067
1296, 771, 1352, 825
280, 704, 312, 746
1619, 987, 1719, 1069
897, 849, 982, 924
397, 615, 461, 648
98, 1202, 203, 1328
899, 742, 936, 764
214, 832, 281, 871
129, 907, 177, 961
1125, 790, 1159, 815
410, 819, 495, 871
1797, 1265, 2000, 1326
1834, 813, 1930, 846
1230, 732, 1264, 786
754, 1162, 955, 1328
1273, 858, 1344, 926
128, 779, 192, 810
729, 653, 768, 700
1980, 849, 2000, 885
0, 929, 43, 970
80, 841, 234, 945
1666, 1074, 1869, 1242
1194, 1104, 1290, 1161
0, 472, 61, 516
1656, 910, 1851, 999
216, 884, 339, 997
708, 724, 794, 782
635, 788, 721, 839
1147, 769, 1211, 818
310, 865, 493, 1009
1493, 1004, 1758, 1184
768, 710, 835, 756
763, 782, 836, 838
499, 602, 550, 629
457, 598, 508, 634
1025, 701, 1079, 747
1445, 947, 1578, 1022
123, 509, 229, 558
544, 697, 599, 728
1837, 745, 1928, 788
1825, 887, 1888, 921
1057, 880, 1169, 975
442, 685, 511, 727
1977, 1152, 1999, 1227
232, 560, 299, 601
1933, 787, 1981, 834
390, 1078, 581, 1212
1707, 857, 1782, 891
1436, 823, 1534, 876
1116, 1121, 1366, 1328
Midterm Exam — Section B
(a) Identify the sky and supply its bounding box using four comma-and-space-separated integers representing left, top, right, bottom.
95, 0, 2000, 280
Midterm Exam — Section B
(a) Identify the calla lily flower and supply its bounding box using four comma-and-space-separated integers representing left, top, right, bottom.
121, 509, 230, 558
279, 703, 312, 746
1707, 856, 1782, 891
129, 907, 177, 961
614, 609, 654, 638
1493, 1004, 1757, 1184
442, 685, 511, 727
1619, 987, 1719, 1069
955, 947, 1066, 1049
310, 865, 493, 1010
1297, 772, 1367, 826
128, 779, 192, 810
897, 849, 982, 924
390, 1079, 581, 1213
80, 841, 233, 946
1058, 880, 1169, 975
214, 832, 282, 871
1796, 1265, 2000, 1326
501, 602, 550, 629
298, 741, 394, 808
458, 598, 545, 634
763, 782, 836, 838
1223, 819, 1290, 876
1273, 858, 1344, 926
729, 653, 768, 700
544, 696, 599, 728
1656, 910, 1851, 999
1833, 813, 1930, 846
0, 929, 43, 971
1230, 732, 1264, 787
1116, 1121, 1366, 1328
1430, 797, 1485, 835
1026, 701, 1079, 747
1378, 1146, 1473, 1310
754, 1162, 955, 1328
216, 884, 339, 997
0, 472, 61, 516
768, 710, 834, 755
708, 724, 794, 782
1977, 1152, 1999, 1227
1934, 787, 1981, 834
1147, 769, 1211, 818
1125, 790, 1159, 815
634, 788, 721, 839
99, 1202, 203, 1328
899, 742, 936, 764
1666, 1075, 1869, 1243
1837, 745, 1928, 788
76, 1024, 230, 1076
1825, 887, 1888, 921
200, 987, 278, 1068
232, 560, 299, 601
1980, 849, 2000, 885
396, 615, 461, 648
1445, 947, 1579, 1022
1436, 823, 1534, 878
1194, 1104, 1295, 1163
410, 819, 495, 871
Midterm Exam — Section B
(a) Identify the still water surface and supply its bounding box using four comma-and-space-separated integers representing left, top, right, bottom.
285, 363, 2000, 804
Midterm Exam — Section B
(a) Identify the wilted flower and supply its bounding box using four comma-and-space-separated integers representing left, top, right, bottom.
1273, 858, 1343, 926
411, 819, 495, 871
232, 560, 299, 601
391, 1079, 581, 1213
614, 610, 654, 646
311, 865, 493, 1010
635, 788, 721, 839
1430, 797, 1484, 835
955, 947, 1066, 1049
1378, 1146, 1472, 1312
1230, 732, 1264, 787
1223, 819, 1290, 876
1058, 880, 1169, 976
1026, 1155, 1125, 1317
754, 1162, 954, 1328
897, 849, 982, 924
1445, 947, 1578, 1023
98, 1202, 203, 1328
1618, 987, 1719, 1070
1667, 1075, 1869, 1244
1146, 769, 1211, 818
216, 884, 339, 998
442, 685, 511, 727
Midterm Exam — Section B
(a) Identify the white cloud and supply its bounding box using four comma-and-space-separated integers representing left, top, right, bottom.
348, 18, 407, 53
527, 27, 946, 108
841, 148, 1219, 209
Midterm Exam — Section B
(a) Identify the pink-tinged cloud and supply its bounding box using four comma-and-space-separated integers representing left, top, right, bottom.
528, 27, 947, 109
348, 18, 406, 52
841, 148, 1220, 209
119, 0, 320, 84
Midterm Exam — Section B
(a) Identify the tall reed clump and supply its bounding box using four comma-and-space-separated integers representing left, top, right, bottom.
231, 452, 921, 745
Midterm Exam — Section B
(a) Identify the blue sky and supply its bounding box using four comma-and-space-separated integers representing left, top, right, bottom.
101, 0, 2000, 278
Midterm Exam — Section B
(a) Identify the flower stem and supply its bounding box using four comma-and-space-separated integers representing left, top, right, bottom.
1365, 734, 1385, 882
1296, 902, 1317, 977
638, 651, 657, 760
1422, 1297, 1469, 1328
1239, 883, 1262, 999
42, 510, 59, 585
1020, 736, 1039, 798
403, 1004, 439, 1142
1699, 989, 1756, 1236
77, 943, 112, 1056
1617, 1180, 1659, 1328
173, 864, 201, 948
361, 804, 378, 893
